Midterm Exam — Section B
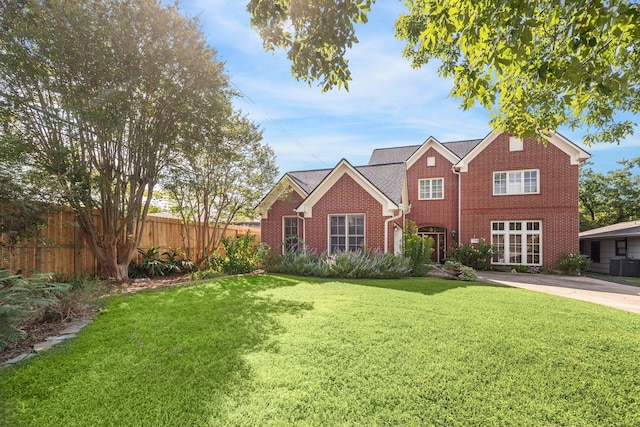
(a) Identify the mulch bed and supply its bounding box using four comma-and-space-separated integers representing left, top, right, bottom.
1, 274, 194, 363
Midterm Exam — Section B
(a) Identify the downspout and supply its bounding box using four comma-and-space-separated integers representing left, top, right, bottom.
384, 204, 404, 254
452, 166, 462, 245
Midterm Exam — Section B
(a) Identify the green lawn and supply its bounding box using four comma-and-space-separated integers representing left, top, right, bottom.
1, 274, 640, 426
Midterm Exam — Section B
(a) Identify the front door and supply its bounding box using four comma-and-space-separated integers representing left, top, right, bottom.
418, 226, 446, 263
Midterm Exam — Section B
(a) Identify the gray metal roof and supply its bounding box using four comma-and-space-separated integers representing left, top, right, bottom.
287, 162, 405, 205
579, 221, 640, 240
368, 139, 483, 165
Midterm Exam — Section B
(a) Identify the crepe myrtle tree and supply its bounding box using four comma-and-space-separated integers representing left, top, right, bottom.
0, 0, 233, 280
164, 112, 278, 265
247, 0, 640, 145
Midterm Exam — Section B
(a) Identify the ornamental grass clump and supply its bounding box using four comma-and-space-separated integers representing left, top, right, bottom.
265, 249, 413, 279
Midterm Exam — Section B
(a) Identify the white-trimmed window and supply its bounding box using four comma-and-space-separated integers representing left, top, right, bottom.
329, 214, 365, 254
283, 216, 299, 253
491, 220, 542, 265
418, 178, 444, 200
493, 170, 539, 195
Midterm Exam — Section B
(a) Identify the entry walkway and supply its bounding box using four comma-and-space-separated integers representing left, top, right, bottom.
477, 271, 640, 314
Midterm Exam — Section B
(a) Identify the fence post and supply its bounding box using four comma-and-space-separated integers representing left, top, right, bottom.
74, 223, 83, 277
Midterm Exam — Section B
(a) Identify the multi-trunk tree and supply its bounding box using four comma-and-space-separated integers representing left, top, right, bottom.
247, 0, 640, 145
163, 111, 278, 265
0, 0, 233, 280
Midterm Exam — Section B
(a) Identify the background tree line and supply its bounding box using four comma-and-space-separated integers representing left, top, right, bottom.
0, 0, 277, 280
580, 157, 640, 231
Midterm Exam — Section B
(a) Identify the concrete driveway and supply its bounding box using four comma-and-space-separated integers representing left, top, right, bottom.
477, 271, 640, 314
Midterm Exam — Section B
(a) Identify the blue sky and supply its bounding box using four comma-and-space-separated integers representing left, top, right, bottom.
178, 0, 639, 176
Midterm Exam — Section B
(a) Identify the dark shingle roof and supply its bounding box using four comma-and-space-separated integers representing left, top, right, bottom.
288, 162, 405, 205
368, 139, 483, 165
442, 139, 483, 158
356, 162, 405, 204
368, 145, 420, 165
286, 169, 332, 194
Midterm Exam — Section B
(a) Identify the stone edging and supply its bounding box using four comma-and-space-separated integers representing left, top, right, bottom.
2, 319, 92, 367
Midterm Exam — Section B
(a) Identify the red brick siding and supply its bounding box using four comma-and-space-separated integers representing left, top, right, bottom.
460, 134, 580, 267
406, 147, 459, 243
304, 173, 390, 253
261, 190, 304, 253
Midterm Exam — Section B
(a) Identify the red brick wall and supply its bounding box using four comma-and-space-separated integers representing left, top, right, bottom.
304, 173, 390, 253
261, 189, 304, 253
406, 147, 459, 241
460, 133, 580, 268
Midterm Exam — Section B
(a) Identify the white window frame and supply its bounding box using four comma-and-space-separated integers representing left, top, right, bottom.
328, 214, 365, 254
418, 178, 444, 200
282, 216, 299, 254
491, 220, 542, 266
493, 169, 539, 195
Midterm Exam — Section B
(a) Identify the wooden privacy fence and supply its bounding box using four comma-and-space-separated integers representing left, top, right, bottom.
0, 208, 260, 276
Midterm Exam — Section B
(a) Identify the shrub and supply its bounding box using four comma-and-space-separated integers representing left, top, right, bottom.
403, 220, 434, 276
129, 247, 173, 278
218, 232, 267, 275
557, 253, 590, 276
448, 240, 494, 270
442, 260, 477, 281
44, 274, 108, 322
130, 246, 196, 278
265, 249, 413, 279
0, 270, 70, 351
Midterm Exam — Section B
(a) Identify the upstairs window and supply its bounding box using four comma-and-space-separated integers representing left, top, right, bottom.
493, 170, 539, 195
418, 178, 444, 200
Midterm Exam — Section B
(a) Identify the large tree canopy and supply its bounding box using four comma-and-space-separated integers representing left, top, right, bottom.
164, 111, 277, 265
0, 0, 233, 280
580, 158, 640, 230
248, 0, 640, 144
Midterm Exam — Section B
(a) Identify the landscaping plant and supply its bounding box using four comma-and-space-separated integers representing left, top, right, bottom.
403, 220, 434, 276
0, 270, 70, 351
218, 232, 267, 275
448, 240, 494, 270
557, 252, 591, 275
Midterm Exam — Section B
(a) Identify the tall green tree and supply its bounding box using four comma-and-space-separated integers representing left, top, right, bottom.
164, 112, 278, 264
580, 158, 640, 230
247, 0, 640, 145
0, 0, 231, 280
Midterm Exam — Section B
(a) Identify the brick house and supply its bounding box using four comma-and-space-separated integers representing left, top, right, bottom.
258, 131, 590, 269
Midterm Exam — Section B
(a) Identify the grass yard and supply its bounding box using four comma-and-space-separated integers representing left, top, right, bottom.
1, 274, 640, 426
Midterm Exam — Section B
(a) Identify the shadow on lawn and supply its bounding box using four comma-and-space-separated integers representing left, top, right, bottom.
0, 274, 314, 426
323, 276, 507, 296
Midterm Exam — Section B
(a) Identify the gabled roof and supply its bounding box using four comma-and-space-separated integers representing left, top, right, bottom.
579, 221, 640, 239
355, 162, 405, 205
454, 130, 591, 172
287, 168, 332, 194
368, 138, 483, 165
296, 159, 405, 217
256, 174, 309, 219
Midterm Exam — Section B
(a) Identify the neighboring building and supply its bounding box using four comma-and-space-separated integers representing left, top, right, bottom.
258, 131, 590, 269
580, 221, 640, 276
